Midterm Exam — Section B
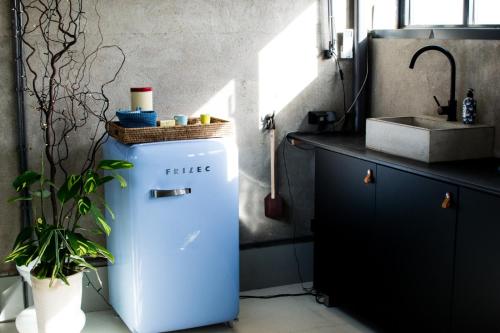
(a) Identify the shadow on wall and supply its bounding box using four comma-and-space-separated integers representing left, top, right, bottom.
20, 0, 349, 246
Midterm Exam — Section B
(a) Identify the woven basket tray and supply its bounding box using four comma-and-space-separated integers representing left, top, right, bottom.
106, 117, 233, 144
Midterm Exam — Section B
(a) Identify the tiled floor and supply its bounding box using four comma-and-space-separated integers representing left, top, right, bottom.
0, 284, 374, 333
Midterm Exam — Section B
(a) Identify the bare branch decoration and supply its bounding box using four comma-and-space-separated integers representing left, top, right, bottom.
20, 0, 126, 223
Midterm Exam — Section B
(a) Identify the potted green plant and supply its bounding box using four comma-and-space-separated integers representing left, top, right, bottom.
5, 160, 132, 332
6, 0, 128, 332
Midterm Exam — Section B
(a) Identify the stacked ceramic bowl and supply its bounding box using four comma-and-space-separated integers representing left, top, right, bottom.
116, 109, 157, 128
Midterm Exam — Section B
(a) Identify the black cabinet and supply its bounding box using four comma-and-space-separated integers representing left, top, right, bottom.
453, 189, 500, 333
314, 149, 459, 333
314, 149, 376, 313
374, 166, 457, 333
312, 146, 500, 333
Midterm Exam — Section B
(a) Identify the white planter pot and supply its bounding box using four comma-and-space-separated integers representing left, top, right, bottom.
31, 271, 86, 333
16, 262, 36, 287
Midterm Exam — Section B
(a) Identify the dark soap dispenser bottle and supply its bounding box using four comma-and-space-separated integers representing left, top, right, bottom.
462, 88, 477, 124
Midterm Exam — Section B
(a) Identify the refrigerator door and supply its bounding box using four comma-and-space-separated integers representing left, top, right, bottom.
106, 138, 239, 333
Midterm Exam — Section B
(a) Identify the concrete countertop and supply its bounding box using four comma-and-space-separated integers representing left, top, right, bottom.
288, 132, 500, 197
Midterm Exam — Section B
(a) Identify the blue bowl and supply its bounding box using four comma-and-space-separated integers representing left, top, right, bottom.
116, 110, 158, 128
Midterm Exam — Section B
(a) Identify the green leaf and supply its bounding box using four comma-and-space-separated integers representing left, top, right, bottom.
12, 171, 41, 192
69, 255, 96, 271
52, 234, 60, 285
33, 264, 49, 280
36, 228, 55, 260
12, 245, 37, 267
96, 175, 114, 186
89, 204, 111, 236
43, 180, 59, 190
89, 228, 104, 235
8, 195, 33, 203
30, 189, 51, 198
97, 160, 133, 170
13, 226, 33, 248
112, 172, 127, 188
57, 175, 82, 204
56, 230, 76, 256
93, 194, 115, 219
78, 197, 91, 215
65, 232, 113, 263
67, 232, 88, 256
88, 240, 114, 263
103, 201, 115, 220
33, 217, 47, 239
72, 224, 84, 231
84, 172, 98, 193
59, 274, 69, 286
4, 243, 35, 263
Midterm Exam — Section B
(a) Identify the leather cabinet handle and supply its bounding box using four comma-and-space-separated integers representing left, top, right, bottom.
364, 169, 374, 184
441, 192, 452, 209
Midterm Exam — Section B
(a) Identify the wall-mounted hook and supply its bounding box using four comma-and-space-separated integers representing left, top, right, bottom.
261, 112, 275, 131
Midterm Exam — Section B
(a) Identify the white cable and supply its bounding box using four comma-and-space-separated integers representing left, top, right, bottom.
328, 0, 334, 48
335, 38, 370, 129
346, 47, 369, 116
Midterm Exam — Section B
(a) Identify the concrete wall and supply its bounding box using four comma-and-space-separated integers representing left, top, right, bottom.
0, 0, 21, 275
0, 0, 351, 274
370, 38, 500, 157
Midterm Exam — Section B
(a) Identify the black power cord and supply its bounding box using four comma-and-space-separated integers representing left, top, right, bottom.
322, 0, 371, 133
84, 271, 113, 309
283, 138, 313, 293
335, 34, 370, 131
333, 53, 347, 117
240, 293, 313, 300
240, 136, 327, 301
323, 0, 346, 118
284, 135, 330, 307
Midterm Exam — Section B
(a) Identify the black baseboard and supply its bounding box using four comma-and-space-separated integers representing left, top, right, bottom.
240, 235, 314, 250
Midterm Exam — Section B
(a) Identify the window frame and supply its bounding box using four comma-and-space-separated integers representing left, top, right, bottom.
398, 0, 500, 29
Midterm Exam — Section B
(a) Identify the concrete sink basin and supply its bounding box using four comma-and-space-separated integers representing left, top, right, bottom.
366, 116, 495, 163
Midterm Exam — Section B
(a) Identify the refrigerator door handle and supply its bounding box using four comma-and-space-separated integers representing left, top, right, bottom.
151, 188, 192, 198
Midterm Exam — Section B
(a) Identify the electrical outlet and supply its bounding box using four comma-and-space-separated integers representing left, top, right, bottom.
308, 111, 337, 124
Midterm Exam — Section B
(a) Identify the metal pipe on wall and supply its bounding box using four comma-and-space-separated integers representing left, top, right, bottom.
11, 0, 31, 308
353, 0, 370, 133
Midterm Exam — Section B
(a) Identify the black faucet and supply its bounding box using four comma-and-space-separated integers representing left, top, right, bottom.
409, 45, 457, 122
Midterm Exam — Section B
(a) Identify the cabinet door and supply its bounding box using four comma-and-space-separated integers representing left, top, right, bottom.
314, 149, 376, 313
375, 166, 457, 333
453, 189, 500, 333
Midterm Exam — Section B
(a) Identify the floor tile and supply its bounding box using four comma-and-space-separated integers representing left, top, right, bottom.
82, 311, 129, 333
0, 321, 17, 333
1, 284, 375, 333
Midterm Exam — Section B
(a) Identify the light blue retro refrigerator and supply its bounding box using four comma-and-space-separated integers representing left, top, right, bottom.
103, 137, 239, 333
